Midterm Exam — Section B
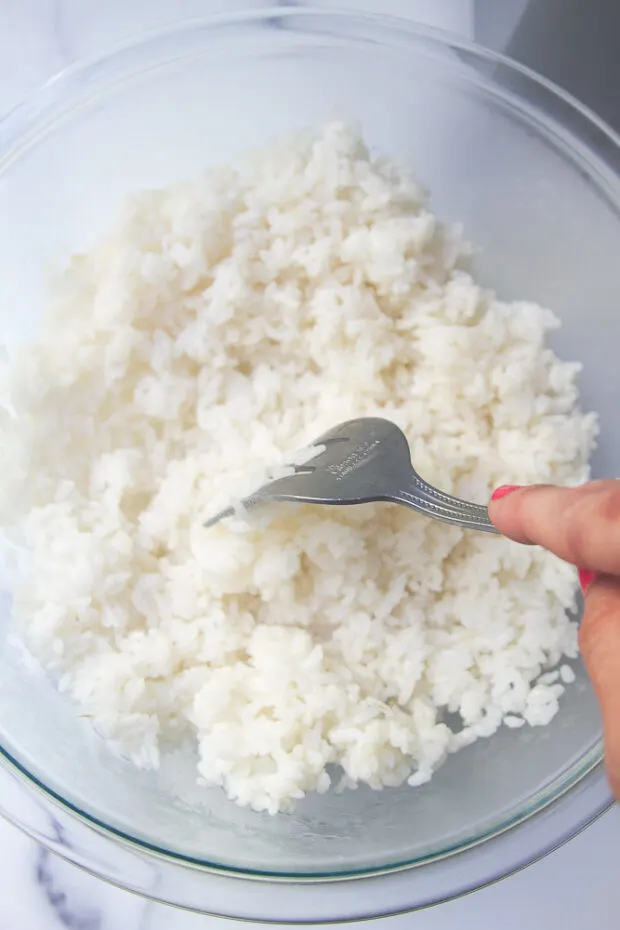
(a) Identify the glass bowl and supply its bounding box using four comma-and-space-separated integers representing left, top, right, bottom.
0, 7, 617, 920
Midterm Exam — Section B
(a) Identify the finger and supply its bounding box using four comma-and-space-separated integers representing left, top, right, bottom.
578, 568, 597, 596
578, 574, 620, 799
489, 481, 620, 575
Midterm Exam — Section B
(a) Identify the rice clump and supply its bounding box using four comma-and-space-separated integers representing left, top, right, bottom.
0, 123, 597, 813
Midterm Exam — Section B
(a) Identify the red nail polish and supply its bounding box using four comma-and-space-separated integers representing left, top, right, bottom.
578, 569, 596, 595
491, 485, 522, 501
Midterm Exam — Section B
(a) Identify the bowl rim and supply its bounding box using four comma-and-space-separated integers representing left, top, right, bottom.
0, 732, 611, 921
3, 5, 620, 170
0, 3, 614, 892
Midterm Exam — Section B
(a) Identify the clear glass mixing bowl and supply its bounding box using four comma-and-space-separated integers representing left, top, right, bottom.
0, 7, 617, 918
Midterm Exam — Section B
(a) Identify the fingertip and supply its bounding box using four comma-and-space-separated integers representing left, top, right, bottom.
579, 568, 597, 596
490, 484, 522, 502
488, 484, 535, 544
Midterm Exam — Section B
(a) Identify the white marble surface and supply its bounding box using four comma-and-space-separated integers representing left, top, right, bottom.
1, 1, 619, 927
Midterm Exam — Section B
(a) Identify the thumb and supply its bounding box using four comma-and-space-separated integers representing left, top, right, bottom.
488, 481, 620, 575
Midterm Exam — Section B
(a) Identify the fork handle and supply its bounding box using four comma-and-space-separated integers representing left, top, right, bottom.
390, 485, 500, 535
407, 473, 491, 518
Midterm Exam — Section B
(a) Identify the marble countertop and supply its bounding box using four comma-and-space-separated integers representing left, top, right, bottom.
1, 1, 619, 927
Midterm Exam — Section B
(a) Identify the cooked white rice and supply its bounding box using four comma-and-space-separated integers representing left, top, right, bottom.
0, 123, 597, 813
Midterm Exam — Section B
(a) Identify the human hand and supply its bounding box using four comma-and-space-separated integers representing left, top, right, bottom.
489, 480, 620, 798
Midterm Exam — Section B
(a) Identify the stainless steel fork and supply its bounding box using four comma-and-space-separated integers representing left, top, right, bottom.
205, 417, 499, 534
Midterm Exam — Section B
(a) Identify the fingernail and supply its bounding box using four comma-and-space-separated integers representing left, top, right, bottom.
491, 485, 522, 501
578, 568, 597, 595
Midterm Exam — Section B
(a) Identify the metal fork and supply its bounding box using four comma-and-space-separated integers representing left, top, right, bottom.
205, 417, 499, 534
